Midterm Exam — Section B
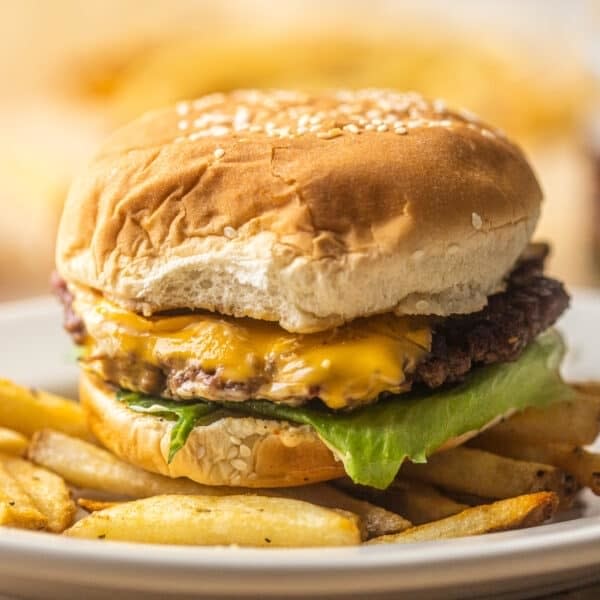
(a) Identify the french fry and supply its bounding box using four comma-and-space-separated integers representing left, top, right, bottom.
0, 427, 28, 456
336, 478, 468, 526
269, 483, 411, 539
65, 494, 361, 547
0, 380, 92, 440
400, 447, 576, 502
471, 435, 600, 495
572, 381, 600, 398
488, 396, 600, 447
381, 480, 469, 525
0, 453, 75, 532
367, 492, 559, 545
27, 430, 402, 539
27, 430, 228, 497
0, 462, 47, 530
77, 498, 121, 513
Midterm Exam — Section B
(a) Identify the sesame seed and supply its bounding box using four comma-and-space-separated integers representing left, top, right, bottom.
213, 147, 225, 159
178, 120, 189, 130
317, 127, 343, 139
472, 212, 483, 230
223, 226, 237, 239
211, 125, 230, 137
459, 108, 479, 122
364, 124, 375, 131
298, 114, 310, 127
343, 124, 359, 134
376, 124, 388, 132
395, 127, 407, 135
321, 359, 332, 369
229, 435, 242, 445
176, 102, 189, 116
239, 445, 251, 457
232, 459, 248, 472
188, 132, 202, 142
433, 99, 447, 113
416, 300, 429, 311
481, 129, 495, 139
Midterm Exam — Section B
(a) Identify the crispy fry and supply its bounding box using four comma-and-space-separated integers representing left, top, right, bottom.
0, 380, 92, 440
27, 430, 228, 497
572, 381, 600, 398
471, 435, 600, 495
0, 427, 28, 456
384, 480, 469, 525
269, 483, 411, 539
367, 492, 558, 544
77, 498, 121, 513
336, 478, 467, 525
0, 461, 47, 530
489, 396, 600, 447
0, 453, 75, 532
400, 447, 576, 502
26, 430, 403, 539
65, 494, 361, 547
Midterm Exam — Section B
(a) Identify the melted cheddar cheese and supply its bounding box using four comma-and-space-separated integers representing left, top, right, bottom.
75, 290, 432, 409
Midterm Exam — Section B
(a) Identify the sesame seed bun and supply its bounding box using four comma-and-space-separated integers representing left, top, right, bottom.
57, 89, 542, 333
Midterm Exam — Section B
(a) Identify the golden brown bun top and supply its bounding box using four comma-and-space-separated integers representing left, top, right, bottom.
57, 89, 542, 332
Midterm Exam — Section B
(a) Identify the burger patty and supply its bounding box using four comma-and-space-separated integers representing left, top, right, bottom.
416, 254, 569, 388
52, 244, 569, 401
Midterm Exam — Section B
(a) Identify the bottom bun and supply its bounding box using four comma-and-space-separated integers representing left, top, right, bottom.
79, 373, 345, 487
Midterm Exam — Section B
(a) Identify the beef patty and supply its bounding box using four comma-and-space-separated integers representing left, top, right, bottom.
416, 244, 569, 388
53, 244, 569, 403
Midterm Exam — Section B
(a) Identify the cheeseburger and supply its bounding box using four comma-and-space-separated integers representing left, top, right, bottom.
53, 89, 572, 490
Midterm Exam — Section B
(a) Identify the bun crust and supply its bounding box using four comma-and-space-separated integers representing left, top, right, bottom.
79, 373, 345, 487
57, 90, 542, 332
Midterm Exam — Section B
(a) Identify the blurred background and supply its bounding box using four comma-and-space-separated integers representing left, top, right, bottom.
1, 0, 600, 301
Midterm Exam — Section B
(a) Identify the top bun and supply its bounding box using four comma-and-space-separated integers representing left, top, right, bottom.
56, 89, 542, 333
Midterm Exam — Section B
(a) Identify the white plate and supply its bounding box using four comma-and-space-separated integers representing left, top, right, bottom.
0, 292, 599, 600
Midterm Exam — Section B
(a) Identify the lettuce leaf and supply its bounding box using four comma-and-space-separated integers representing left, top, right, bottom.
116, 391, 226, 462
118, 330, 574, 489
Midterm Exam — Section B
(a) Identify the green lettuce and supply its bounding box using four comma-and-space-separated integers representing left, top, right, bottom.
116, 391, 228, 462
118, 330, 574, 489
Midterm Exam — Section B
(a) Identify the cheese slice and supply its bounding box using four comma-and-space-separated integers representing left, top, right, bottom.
75, 289, 432, 409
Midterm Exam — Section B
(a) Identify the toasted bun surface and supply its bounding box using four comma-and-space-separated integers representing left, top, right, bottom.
58, 89, 542, 332
80, 373, 345, 487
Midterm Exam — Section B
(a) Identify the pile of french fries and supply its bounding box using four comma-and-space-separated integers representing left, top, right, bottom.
0, 378, 599, 547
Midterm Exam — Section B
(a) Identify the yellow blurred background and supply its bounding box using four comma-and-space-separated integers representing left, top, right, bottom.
1, 0, 599, 301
